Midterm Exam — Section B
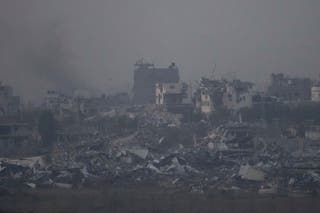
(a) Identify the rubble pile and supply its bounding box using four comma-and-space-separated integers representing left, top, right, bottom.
1, 113, 320, 197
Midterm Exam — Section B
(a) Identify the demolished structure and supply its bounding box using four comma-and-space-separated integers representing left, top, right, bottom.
194, 78, 225, 114
222, 80, 254, 110
2, 63, 320, 202
155, 82, 193, 114
133, 60, 180, 104
2, 100, 320, 198
194, 78, 254, 114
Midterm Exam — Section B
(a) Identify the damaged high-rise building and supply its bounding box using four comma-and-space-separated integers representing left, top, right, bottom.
132, 60, 180, 104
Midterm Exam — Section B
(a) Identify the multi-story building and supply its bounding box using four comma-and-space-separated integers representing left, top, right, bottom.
194, 78, 225, 114
222, 80, 254, 110
194, 78, 253, 114
133, 60, 180, 104
155, 82, 192, 114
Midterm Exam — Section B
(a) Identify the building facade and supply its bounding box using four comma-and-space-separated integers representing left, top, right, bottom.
222, 80, 254, 110
133, 61, 180, 104
194, 78, 225, 114
195, 78, 253, 114
155, 82, 192, 114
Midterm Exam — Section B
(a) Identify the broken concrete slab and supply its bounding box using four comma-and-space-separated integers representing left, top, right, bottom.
239, 165, 265, 181
127, 148, 149, 159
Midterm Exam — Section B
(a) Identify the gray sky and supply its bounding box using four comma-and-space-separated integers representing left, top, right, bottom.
1, 0, 320, 101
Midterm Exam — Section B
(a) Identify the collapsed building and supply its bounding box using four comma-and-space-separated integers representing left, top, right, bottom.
3, 112, 320, 198
44, 90, 130, 122
133, 60, 180, 104
201, 122, 256, 151
155, 82, 193, 114
3, 62, 320, 200
268, 73, 312, 102
1, 86, 320, 198
76, 96, 109, 117
44, 90, 74, 120
194, 78, 225, 114
194, 78, 254, 114
223, 80, 254, 110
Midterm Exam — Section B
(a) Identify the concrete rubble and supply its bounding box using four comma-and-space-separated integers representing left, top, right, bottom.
1, 108, 320, 198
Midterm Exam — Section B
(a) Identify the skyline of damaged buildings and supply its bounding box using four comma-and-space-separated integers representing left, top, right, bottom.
1, 60, 320, 119
133, 60, 180, 104
2, 60, 320, 203
13, 60, 319, 146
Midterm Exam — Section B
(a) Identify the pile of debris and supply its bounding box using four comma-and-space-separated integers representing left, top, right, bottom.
2, 118, 320, 197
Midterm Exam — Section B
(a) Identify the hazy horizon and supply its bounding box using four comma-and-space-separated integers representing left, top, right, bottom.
1, 0, 320, 102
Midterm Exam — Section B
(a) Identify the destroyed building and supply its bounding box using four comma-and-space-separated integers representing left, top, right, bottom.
133, 60, 180, 104
44, 90, 74, 121
45, 90, 69, 112
4, 62, 320, 210
222, 80, 254, 110
44, 90, 120, 121
76, 96, 110, 117
194, 78, 254, 114
155, 82, 193, 114
268, 73, 312, 102
194, 78, 225, 114
251, 93, 280, 105
0, 82, 20, 117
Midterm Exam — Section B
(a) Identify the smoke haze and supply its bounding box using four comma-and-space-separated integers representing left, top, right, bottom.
1, 0, 320, 101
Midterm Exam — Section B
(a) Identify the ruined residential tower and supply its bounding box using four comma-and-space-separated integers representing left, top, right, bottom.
133, 60, 180, 104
